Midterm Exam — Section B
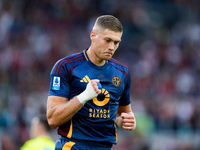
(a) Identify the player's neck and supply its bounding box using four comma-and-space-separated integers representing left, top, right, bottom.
87, 48, 106, 66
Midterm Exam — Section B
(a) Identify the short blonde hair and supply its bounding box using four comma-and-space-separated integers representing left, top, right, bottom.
93, 15, 123, 33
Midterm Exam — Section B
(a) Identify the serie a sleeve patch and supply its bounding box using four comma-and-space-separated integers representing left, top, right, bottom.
52, 76, 60, 90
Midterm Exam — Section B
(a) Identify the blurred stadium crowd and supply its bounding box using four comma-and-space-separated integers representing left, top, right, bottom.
0, 0, 200, 150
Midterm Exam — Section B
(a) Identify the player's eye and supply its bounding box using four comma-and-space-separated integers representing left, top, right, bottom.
114, 41, 119, 45
106, 39, 110, 43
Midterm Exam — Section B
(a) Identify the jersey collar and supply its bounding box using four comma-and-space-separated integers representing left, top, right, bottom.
83, 49, 108, 70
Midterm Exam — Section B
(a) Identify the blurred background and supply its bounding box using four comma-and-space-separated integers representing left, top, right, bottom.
0, 0, 200, 150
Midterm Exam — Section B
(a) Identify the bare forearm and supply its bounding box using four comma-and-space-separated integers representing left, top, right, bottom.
47, 97, 83, 128
47, 80, 101, 128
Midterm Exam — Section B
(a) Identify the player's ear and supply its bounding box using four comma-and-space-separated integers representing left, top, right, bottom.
90, 31, 96, 40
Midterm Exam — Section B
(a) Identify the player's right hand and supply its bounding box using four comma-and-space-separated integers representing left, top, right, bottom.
77, 79, 102, 104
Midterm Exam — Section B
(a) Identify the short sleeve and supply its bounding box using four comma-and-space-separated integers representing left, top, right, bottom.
48, 60, 70, 98
119, 69, 131, 106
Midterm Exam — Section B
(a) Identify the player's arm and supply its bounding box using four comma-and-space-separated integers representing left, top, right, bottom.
47, 80, 101, 129
115, 104, 136, 130
47, 96, 82, 128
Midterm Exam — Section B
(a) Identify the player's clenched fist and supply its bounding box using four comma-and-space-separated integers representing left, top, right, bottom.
77, 79, 102, 104
121, 112, 136, 130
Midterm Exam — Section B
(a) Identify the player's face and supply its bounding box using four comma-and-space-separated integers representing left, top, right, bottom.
91, 29, 122, 60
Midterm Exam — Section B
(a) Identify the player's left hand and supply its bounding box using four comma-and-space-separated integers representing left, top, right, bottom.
121, 112, 136, 130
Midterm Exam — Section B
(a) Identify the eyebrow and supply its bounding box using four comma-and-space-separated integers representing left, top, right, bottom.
104, 37, 121, 43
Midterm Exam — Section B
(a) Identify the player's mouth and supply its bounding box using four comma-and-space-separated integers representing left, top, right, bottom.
104, 52, 113, 56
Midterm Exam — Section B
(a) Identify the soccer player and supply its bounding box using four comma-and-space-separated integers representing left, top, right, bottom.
20, 115, 55, 150
47, 15, 136, 150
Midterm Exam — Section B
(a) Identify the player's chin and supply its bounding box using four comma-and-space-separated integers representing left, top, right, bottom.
104, 55, 112, 60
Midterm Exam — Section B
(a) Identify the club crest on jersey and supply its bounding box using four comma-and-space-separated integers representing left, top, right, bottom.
52, 76, 60, 90
112, 76, 121, 87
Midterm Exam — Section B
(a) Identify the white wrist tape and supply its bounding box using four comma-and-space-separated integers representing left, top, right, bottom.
77, 81, 98, 104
